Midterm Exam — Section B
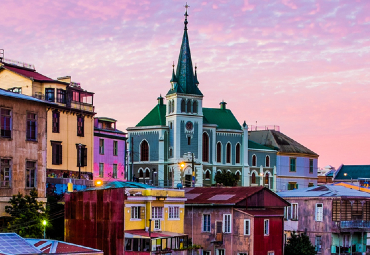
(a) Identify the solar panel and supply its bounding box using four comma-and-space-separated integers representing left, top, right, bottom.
208, 194, 235, 201
0, 233, 41, 254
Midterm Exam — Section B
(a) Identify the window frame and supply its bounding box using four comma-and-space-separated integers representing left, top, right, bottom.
202, 214, 211, 232
131, 206, 141, 219
252, 154, 257, 166
291, 203, 298, 220
51, 142, 62, 165
152, 207, 163, 219
235, 143, 241, 164
99, 139, 104, 155
26, 112, 37, 141
265, 155, 270, 167
168, 206, 180, 220
25, 161, 36, 188
202, 132, 209, 162
0, 158, 11, 188
315, 236, 322, 253
0, 108, 12, 138
309, 159, 314, 174
52, 110, 60, 133
226, 143, 231, 164
77, 115, 84, 137
140, 140, 149, 161
113, 164, 117, 179
113, 141, 118, 156
216, 142, 222, 163
45, 88, 55, 102
264, 219, 269, 236
56, 89, 66, 104
244, 219, 250, 235
223, 214, 232, 233
290, 157, 296, 172
99, 163, 104, 178
315, 203, 323, 222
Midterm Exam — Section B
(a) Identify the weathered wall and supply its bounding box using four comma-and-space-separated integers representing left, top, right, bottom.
254, 216, 284, 255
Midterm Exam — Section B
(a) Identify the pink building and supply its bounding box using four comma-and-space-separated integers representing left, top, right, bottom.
94, 117, 126, 182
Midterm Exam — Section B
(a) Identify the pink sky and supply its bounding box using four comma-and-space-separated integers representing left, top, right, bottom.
1, 0, 370, 169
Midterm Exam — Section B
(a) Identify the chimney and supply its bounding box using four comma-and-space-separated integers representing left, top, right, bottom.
220, 100, 227, 110
157, 95, 164, 105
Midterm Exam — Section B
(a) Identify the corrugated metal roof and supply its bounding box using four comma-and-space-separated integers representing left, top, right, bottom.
26, 239, 102, 253
0, 233, 41, 254
334, 165, 370, 180
0, 88, 56, 105
84, 181, 160, 191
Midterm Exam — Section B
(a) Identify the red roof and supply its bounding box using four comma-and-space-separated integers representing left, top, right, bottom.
185, 186, 264, 205
56, 242, 96, 253
3, 64, 57, 82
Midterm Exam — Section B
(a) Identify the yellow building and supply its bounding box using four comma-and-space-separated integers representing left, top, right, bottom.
0, 58, 95, 188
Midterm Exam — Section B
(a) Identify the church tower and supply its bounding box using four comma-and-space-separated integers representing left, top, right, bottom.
166, 5, 204, 187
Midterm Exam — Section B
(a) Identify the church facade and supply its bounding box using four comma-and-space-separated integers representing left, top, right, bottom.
126, 10, 278, 189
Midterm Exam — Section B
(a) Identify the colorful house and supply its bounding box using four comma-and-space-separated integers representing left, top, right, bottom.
248, 129, 319, 191
0, 57, 95, 194
333, 165, 370, 185
65, 181, 200, 255
0, 89, 51, 221
184, 186, 290, 255
278, 184, 370, 254
94, 117, 127, 182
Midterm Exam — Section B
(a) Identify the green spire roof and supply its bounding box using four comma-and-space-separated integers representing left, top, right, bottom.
170, 64, 177, 83
136, 104, 167, 127
167, 9, 203, 96
203, 108, 241, 130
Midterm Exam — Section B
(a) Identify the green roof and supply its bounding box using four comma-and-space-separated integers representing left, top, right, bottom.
248, 140, 276, 151
136, 104, 166, 127
203, 108, 241, 130
334, 165, 370, 180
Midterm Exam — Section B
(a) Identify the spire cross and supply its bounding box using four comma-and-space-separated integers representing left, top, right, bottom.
172, 61, 175, 69
184, 2, 190, 30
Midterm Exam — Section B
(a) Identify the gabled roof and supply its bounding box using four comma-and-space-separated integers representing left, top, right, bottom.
334, 165, 370, 180
1, 63, 66, 84
136, 104, 167, 127
249, 130, 318, 156
203, 108, 241, 130
0, 88, 56, 105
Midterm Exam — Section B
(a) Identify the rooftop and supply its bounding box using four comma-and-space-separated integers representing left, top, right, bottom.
334, 165, 370, 180
0, 88, 56, 105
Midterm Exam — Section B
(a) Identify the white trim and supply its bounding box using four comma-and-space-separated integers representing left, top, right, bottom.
251, 154, 257, 167
265, 155, 270, 167
125, 203, 146, 207
264, 219, 269, 236
226, 142, 232, 164
226, 169, 231, 173
223, 214, 232, 233
244, 219, 251, 235
139, 139, 150, 162
164, 204, 184, 208
235, 142, 241, 164
127, 196, 156, 201
165, 197, 187, 201
202, 131, 210, 163
204, 169, 211, 180
217, 169, 222, 174
216, 141, 222, 163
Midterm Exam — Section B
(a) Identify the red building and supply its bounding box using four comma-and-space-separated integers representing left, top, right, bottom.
184, 187, 290, 255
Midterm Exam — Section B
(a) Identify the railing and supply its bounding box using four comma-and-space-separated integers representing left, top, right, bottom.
340, 220, 370, 229
70, 101, 94, 112
248, 125, 280, 132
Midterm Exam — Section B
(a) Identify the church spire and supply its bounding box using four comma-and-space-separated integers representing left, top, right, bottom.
166, 3, 203, 96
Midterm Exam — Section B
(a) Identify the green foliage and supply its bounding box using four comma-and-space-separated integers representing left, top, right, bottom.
214, 170, 240, 186
284, 232, 316, 255
5, 188, 47, 238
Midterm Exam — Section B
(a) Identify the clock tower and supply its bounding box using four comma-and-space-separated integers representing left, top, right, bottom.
165, 5, 204, 187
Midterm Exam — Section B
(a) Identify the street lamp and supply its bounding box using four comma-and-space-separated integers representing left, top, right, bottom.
180, 162, 185, 169
77, 143, 83, 179
344, 173, 353, 183
42, 220, 47, 239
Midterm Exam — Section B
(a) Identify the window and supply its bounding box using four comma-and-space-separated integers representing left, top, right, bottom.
99, 139, 104, 154
315, 236, 322, 252
0, 159, 11, 187
216, 142, 222, 163
239, 253, 248, 255
236, 171, 240, 181
145, 169, 150, 178
223, 214, 231, 233
140, 140, 149, 161
244, 219, 250, 235
205, 170, 210, 180
202, 214, 211, 232
51, 142, 62, 165
1, 108, 12, 138
187, 136, 191, 145
266, 155, 270, 167
171, 100, 175, 113
309, 159, 314, 173
216, 249, 225, 255
113, 164, 117, 179
290, 158, 296, 172
139, 169, 143, 178
264, 219, 269, 235
154, 219, 161, 230
186, 100, 191, 113
181, 99, 185, 112
76, 145, 87, 167
169, 148, 173, 157
168, 101, 172, 114
288, 182, 298, 190
77, 115, 84, 137
152, 207, 163, 219
236, 143, 240, 164
56, 89, 66, 103
308, 183, 314, 187
52, 111, 60, 133
202, 133, 209, 162
284, 206, 290, 220
72, 91, 80, 102
169, 122, 173, 129
45, 88, 55, 102
251, 172, 256, 184
168, 206, 180, 219
226, 143, 231, 163
99, 163, 104, 177
26, 161, 36, 188
203, 252, 211, 255
131, 206, 141, 219
291, 203, 298, 220
315, 203, 323, 222
265, 172, 269, 186
268, 252, 275, 255
26, 113, 37, 141
193, 101, 198, 113
252, 155, 257, 166
113, 141, 118, 156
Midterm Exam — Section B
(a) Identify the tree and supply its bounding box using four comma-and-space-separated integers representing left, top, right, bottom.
284, 232, 316, 255
5, 188, 47, 238
214, 170, 240, 186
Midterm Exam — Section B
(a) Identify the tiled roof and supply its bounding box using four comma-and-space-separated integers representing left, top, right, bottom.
0, 88, 56, 105
203, 108, 242, 130
2, 63, 63, 83
136, 104, 167, 127
334, 165, 370, 180
185, 186, 264, 205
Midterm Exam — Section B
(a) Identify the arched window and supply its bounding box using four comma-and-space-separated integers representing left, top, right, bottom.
235, 143, 241, 164
226, 143, 231, 163
265, 172, 269, 185
168, 101, 172, 114
181, 99, 185, 112
187, 100, 191, 113
171, 100, 175, 113
139, 169, 144, 178
145, 169, 150, 178
216, 142, 222, 163
251, 172, 256, 184
205, 170, 210, 180
202, 133, 209, 162
169, 148, 173, 157
193, 101, 198, 113
252, 155, 257, 166
140, 140, 149, 161
265, 155, 270, 167
236, 171, 240, 181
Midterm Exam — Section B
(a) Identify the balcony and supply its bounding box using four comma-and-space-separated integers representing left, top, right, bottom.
70, 101, 94, 113
340, 220, 370, 229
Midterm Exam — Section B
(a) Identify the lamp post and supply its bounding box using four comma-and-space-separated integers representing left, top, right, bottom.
77, 143, 83, 179
344, 173, 353, 183
42, 220, 47, 239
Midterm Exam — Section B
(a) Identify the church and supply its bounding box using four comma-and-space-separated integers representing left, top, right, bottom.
126, 8, 281, 189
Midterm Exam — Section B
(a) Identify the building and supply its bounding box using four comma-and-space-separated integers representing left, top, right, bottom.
248, 129, 319, 191
278, 184, 370, 254
65, 181, 199, 255
0, 88, 52, 220
333, 165, 370, 185
184, 186, 290, 255
94, 117, 127, 182
0, 57, 95, 194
